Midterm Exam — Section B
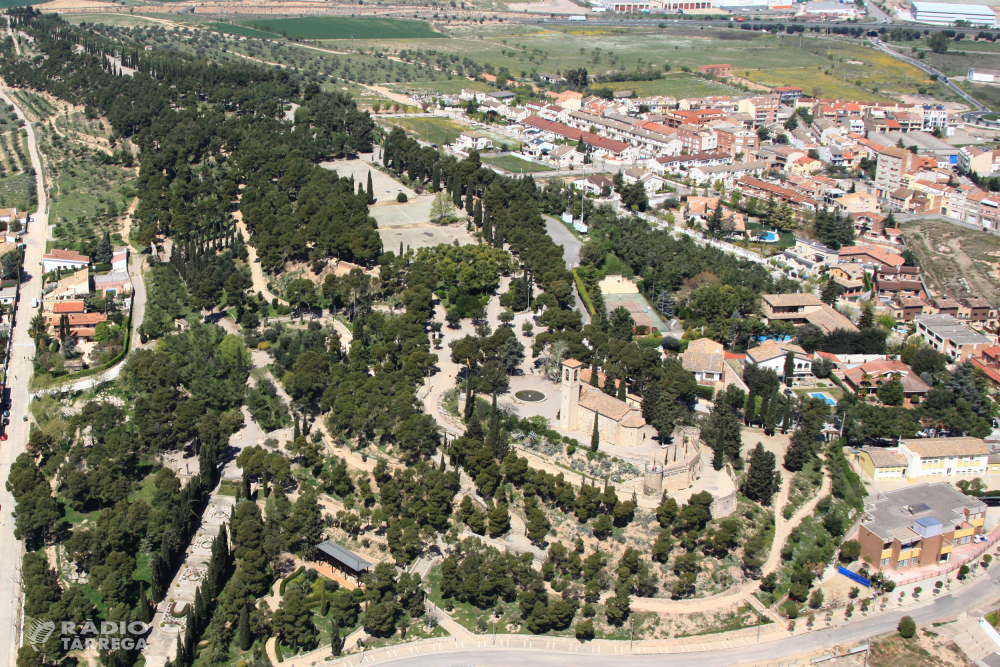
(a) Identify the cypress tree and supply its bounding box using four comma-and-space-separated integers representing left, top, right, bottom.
366, 171, 374, 204
466, 190, 475, 216
617, 378, 627, 401
781, 397, 794, 434
137, 583, 152, 624
744, 388, 757, 426
331, 619, 341, 656
432, 164, 441, 191
473, 199, 482, 227
590, 360, 599, 387
764, 393, 778, 436
758, 391, 771, 431
238, 605, 252, 651
242, 469, 252, 501
591, 417, 600, 452
452, 177, 463, 207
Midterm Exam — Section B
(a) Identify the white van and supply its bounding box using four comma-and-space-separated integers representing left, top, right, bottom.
30, 297, 37, 308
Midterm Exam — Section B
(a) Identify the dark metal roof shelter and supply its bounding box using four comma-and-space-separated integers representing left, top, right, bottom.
316, 540, 372, 573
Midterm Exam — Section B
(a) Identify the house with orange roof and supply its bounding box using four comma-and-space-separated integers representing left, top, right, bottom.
838, 243, 905, 270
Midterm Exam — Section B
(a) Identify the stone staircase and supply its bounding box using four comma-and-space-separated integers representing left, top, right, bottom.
935, 616, 1000, 662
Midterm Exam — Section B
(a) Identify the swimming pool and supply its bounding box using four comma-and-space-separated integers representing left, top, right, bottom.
759, 231, 780, 243
809, 392, 837, 406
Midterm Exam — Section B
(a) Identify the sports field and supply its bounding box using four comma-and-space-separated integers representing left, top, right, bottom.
382, 117, 467, 146
242, 17, 446, 40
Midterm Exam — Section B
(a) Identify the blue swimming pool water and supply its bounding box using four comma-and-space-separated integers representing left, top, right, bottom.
810, 392, 837, 406
760, 231, 779, 242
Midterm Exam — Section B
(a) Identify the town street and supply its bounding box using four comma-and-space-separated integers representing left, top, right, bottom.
0, 85, 49, 667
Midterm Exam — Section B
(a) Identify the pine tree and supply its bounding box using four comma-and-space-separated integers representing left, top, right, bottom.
859, 302, 875, 329
238, 605, 253, 651
821, 276, 839, 306
94, 231, 112, 264
783, 428, 813, 472
591, 417, 600, 452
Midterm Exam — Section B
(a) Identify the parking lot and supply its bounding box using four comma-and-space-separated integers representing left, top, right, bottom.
319, 156, 417, 201
378, 221, 476, 252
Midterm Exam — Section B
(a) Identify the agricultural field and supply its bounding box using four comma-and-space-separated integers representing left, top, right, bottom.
10, 90, 57, 121
899, 216, 1000, 304
241, 16, 447, 40
742, 40, 949, 103
204, 21, 282, 40
0, 102, 33, 211
36, 107, 135, 254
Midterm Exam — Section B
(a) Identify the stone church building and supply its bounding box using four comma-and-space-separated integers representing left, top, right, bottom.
559, 359, 646, 448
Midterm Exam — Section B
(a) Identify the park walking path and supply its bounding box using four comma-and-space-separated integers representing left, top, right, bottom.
631, 465, 831, 615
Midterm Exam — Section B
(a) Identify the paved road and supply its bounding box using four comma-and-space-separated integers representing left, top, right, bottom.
543, 215, 582, 270
372, 565, 1000, 667
866, 36, 990, 115
0, 85, 49, 667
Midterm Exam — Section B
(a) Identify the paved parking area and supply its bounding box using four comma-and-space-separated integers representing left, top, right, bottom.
370, 198, 434, 226
378, 221, 476, 252
319, 156, 416, 201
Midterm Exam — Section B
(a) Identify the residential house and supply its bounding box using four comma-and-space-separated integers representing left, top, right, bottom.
573, 175, 616, 197
687, 161, 768, 188
834, 191, 880, 214
874, 266, 925, 301
455, 131, 493, 152
829, 263, 867, 299
745, 340, 813, 382
842, 357, 930, 400
696, 64, 732, 78
680, 338, 726, 385
622, 168, 665, 194
95, 270, 133, 299
838, 243, 906, 270
111, 246, 128, 272
42, 249, 89, 274
760, 292, 858, 334
651, 152, 731, 174
548, 144, 584, 167
43, 268, 90, 302
783, 238, 840, 275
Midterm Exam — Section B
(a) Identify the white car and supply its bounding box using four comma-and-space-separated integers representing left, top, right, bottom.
975, 534, 987, 544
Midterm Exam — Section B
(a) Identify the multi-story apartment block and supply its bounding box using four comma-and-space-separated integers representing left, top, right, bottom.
874, 146, 916, 200
676, 124, 717, 154
914, 313, 993, 361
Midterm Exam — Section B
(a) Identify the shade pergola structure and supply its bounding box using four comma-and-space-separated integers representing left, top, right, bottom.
316, 540, 373, 584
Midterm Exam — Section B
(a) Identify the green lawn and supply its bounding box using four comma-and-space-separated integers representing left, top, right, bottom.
482, 154, 553, 173
0, 0, 49, 8
381, 117, 467, 146
243, 17, 446, 40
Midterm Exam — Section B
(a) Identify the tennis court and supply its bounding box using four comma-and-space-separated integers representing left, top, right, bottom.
604, 292, 667, 333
